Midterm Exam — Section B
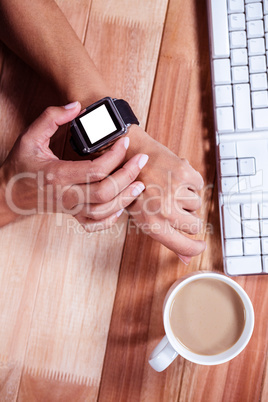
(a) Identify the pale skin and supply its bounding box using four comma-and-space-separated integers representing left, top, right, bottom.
0, 0, 206, 263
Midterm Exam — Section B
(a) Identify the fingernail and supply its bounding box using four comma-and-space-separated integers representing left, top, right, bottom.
116, 209, 124, 217
138, 154, 149, 169
132, 183, 145, 197
64, 101, 79, 109
124, 137, 130, 150
177, 254, 191, 265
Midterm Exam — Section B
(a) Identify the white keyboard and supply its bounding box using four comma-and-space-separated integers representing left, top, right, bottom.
207, 0, 268, 275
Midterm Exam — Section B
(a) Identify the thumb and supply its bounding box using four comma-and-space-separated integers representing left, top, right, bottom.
25, 101, 81, 143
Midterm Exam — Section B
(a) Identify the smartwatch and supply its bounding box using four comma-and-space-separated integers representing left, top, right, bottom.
70, 97, 139, 155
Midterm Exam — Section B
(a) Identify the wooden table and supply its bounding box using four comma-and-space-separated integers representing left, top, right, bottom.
0, 0, 267, 400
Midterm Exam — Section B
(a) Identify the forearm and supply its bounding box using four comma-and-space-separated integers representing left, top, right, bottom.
0, 0, 110, 107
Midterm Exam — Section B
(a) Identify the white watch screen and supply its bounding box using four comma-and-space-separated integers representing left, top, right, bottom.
79, 104, 117, 144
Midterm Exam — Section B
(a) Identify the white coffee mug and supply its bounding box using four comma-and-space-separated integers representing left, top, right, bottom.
148, 271, 254, 372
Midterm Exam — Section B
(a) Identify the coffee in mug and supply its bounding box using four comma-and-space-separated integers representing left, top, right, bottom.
149, 272, 254, 371
169, 278, 245, 355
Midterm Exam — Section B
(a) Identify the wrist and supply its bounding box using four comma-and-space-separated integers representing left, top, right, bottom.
64, 70, 115, 110
126, 124, 157, 158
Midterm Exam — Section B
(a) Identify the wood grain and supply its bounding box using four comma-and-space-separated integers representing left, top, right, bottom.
99, 0, 268, 402
0, 0, 267, 400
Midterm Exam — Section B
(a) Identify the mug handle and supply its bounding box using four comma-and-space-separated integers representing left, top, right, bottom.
148, 335, 178, 372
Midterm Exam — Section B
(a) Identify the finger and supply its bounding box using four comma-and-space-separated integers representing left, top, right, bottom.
180, 161, 204, 191
175, 188, 202, 212
138, 217, 206, 257
49, 136, 131, 186
25, 102, 81, 144
76, 209, 124, 233
171, 211, 203, 235
85, 153, 148, 203
75, 181, 145, 220
177, 254, 192, 265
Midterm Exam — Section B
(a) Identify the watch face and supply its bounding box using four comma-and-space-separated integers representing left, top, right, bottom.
73, 98, 125, 152
80, 104, 117, 144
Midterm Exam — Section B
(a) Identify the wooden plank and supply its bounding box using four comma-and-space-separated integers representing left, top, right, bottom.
98, 0, 267, 400
98, 0, 216, 399
18, 215, 126, 402
16, 0, 168, 400
0, 1, 98, 400
0, 216, 50, 400
85, 0, 169, 128
55, 0, 92, 43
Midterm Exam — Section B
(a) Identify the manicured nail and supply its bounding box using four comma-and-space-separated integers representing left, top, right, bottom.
132, 183, 145, 197
138, 154, 149, 169
64, 101, 79, 109
177, 254, 191, 265
116, 209, 124, 217
124, 137, 130, 150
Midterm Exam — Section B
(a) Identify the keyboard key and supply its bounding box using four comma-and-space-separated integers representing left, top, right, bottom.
246, 3, 263, 21
232, 66, 249, 83
220, 159, 238, 176
209, 0, 230, 58
222, 204, 242, 238
215, 85, 233, 106
250, 73, 268, 90
216, 107, 235, 132
259, 203, 268, 218
238, 157, 256, 175
248, 38, 265, 55
247, 20, 264, 37
264, 0, 268, 14
243, 238, 261, 255
230, 31, 247, 48
225, 239, 243, 256
249, 55, 266, 73
265, 15, 268, 31
241, 203, 258, 219
213, 59, 231, 84
253, 108, 268, 129
226, 255, 262, 275
266, 33, 268, 49
228, 0, 244, 13
229, 13, 246, 30
253, 88, 268, 106
251, 90, 268, 107
231, 48, 248, 65
221, 176, 239, 193
242, 219, 260, 237
261, 237, 268, 253
233, 84, 252, 131
260, 220, 268, 236
219, 142, 237, 158
262, 256, 268, 273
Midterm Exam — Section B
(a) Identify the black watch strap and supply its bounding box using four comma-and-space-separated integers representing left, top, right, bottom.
114, 99, 139, 126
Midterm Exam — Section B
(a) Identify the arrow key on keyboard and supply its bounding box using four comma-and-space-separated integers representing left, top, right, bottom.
238, 157, 256, 175
221, 159, 238, 176
242, 219, 260, 237
243, 238, 261, 255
